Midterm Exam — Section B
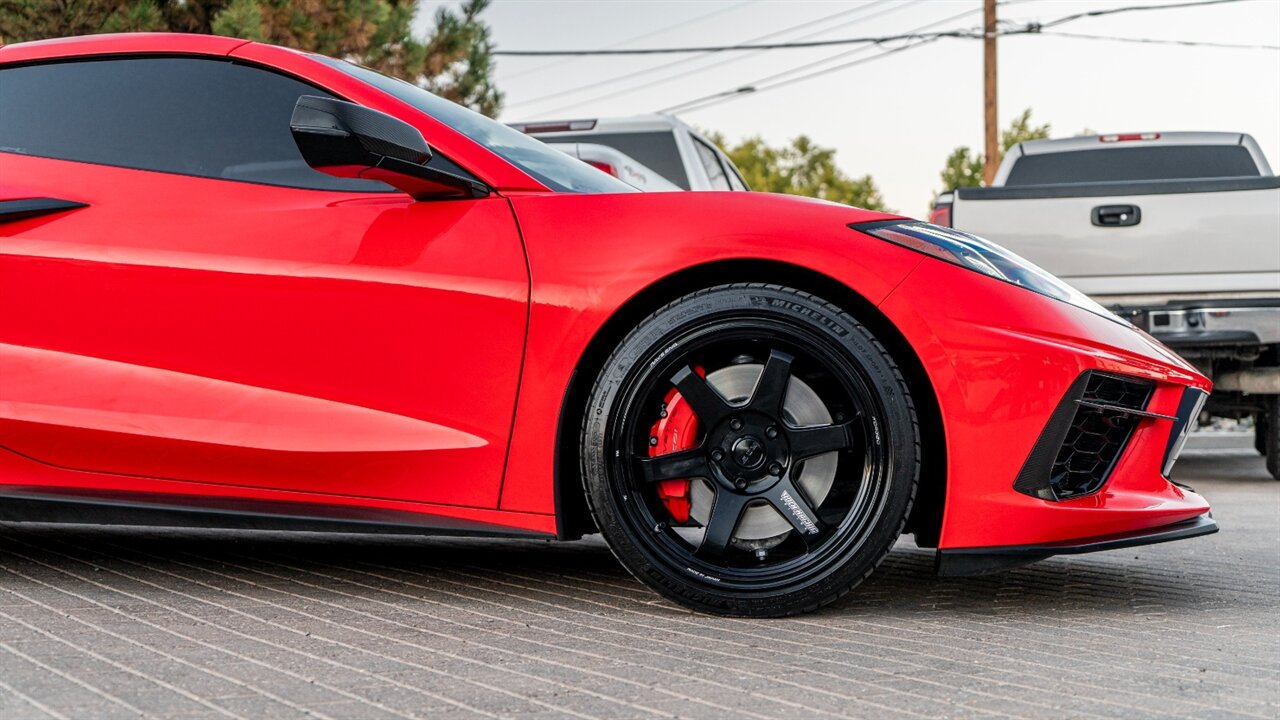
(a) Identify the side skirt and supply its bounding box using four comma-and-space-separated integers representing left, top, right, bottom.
0, 486, 553, 539
935, 514, 1218, 577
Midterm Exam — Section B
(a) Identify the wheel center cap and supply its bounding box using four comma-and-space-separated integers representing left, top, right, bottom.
731, 436, 766, 470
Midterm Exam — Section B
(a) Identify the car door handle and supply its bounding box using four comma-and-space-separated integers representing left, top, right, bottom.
0, 197, 88, 224
1091, 204, 1141, 227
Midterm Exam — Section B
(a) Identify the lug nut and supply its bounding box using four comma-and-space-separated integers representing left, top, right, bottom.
766, 426, 778, 439
735, 478, 747, 490
768, 462, 782, 476
730, 419, 743, 431
711, 449, 724, 462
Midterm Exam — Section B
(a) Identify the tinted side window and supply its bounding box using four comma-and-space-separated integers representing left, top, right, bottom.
547, 131, 690, 189
1005, 145, 1261, 186
693, 138, 731, 191
0, 57, 390, 192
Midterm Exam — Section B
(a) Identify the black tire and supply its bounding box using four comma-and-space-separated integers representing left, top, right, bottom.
580, 284, 919, 617
1263, 398, 1279, 481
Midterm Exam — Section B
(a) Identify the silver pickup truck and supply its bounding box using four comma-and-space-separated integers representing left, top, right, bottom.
938, 132, 1280, 479
510, 114, 749, 192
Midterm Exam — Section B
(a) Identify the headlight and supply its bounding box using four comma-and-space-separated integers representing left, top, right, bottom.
852, 220, 1127, 325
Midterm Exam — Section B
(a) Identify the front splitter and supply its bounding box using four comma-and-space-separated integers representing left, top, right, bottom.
935, 513, 1219, 577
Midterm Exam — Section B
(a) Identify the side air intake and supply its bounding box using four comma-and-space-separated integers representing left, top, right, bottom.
1014, 371, 1157, 501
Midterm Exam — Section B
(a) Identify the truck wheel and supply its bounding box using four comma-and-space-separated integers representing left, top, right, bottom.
1264, 398, 1279, 481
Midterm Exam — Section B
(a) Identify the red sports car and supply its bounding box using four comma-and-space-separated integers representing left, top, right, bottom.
0, 34, 1216, 616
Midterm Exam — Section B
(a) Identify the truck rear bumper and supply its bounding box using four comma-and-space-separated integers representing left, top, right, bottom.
1111, 301, 1280, 347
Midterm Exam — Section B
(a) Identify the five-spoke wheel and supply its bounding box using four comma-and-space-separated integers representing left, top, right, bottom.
635, 349, 859, 560
581, 284, 919, 616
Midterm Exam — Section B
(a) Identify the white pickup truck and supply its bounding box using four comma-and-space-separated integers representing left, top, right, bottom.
939, 132, 1280, 479
509, 114, 750, 192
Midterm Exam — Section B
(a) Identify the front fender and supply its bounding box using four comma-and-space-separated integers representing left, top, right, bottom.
878, 257, 1210, 550
498, 191, 919, 515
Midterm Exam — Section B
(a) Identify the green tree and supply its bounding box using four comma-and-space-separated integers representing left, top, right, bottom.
0, 0, 502, 115
708, 132, 889, 211
939, 145, 985, 192
937, 108, 1051, 192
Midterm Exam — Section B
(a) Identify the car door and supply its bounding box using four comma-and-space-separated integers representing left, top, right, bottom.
0, 55, 528, 509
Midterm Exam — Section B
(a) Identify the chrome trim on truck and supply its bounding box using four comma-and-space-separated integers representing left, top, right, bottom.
1148, 306, 1280, 345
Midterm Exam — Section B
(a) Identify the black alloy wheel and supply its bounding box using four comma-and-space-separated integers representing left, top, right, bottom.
580, 284, 920, 616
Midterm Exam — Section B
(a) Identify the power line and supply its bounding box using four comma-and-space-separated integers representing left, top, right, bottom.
1032, 0, 1254, 30
1038, 30, 1280, 50
492, 0, 1255, 56
503, 0, 1101, 116
662, 37, 941, 114
501, 0, 758, 81
661, 85, 760, 114
504, 0, 900, 112
659, 0, 1269, 115
660, 40, 935, 114
500, 26, 980, 57
705, 4, 983, 102
524, 0, 920, 117
505, 1, 891, 110
658, 4, 987, 114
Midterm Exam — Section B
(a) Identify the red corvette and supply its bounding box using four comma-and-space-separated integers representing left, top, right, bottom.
0, 34, 1216, 616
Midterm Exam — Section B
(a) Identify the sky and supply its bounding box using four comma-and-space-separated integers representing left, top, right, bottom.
416, 0, 1280, 215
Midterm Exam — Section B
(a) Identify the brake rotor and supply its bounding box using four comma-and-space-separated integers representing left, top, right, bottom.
650, 363, 839, 549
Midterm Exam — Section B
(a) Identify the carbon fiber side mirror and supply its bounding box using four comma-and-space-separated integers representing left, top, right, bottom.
290, 95, 485, 199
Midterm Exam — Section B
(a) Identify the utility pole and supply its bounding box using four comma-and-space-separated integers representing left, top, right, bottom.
983, 0, 998, 186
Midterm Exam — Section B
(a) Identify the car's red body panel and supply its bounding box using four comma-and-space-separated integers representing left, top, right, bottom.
0, 31, 250, 62
497, 191, 923, 516
0, 34, 1212, 553
879, 261, 1210, 548
0, 151, 529, 511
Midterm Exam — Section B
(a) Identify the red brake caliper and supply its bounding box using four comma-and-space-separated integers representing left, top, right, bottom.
647, 368, 703, 524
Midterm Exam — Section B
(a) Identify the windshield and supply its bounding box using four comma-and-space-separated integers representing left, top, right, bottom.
316, 57, 634, 194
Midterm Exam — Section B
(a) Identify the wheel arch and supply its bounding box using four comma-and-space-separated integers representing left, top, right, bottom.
554, 259, 947, 546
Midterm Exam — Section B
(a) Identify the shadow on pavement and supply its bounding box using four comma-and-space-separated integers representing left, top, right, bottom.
0, 511, 1243, 619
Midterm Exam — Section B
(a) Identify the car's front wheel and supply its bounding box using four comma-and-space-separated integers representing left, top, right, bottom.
580, 284, 919, 616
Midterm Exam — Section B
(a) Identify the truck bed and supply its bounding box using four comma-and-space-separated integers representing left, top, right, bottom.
951, 176, 1280, 302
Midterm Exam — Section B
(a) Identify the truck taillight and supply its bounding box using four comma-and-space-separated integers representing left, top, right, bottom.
511, 119, 598, 134
928, 206, 951, 227
1100, 133, 1160, 143
586, 160, 618, 177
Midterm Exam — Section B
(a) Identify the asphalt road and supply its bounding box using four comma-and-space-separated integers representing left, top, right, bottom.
1, 441, 1276, 719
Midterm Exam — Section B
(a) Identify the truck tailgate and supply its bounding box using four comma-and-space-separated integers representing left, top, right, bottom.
951, 177, 1280, 298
